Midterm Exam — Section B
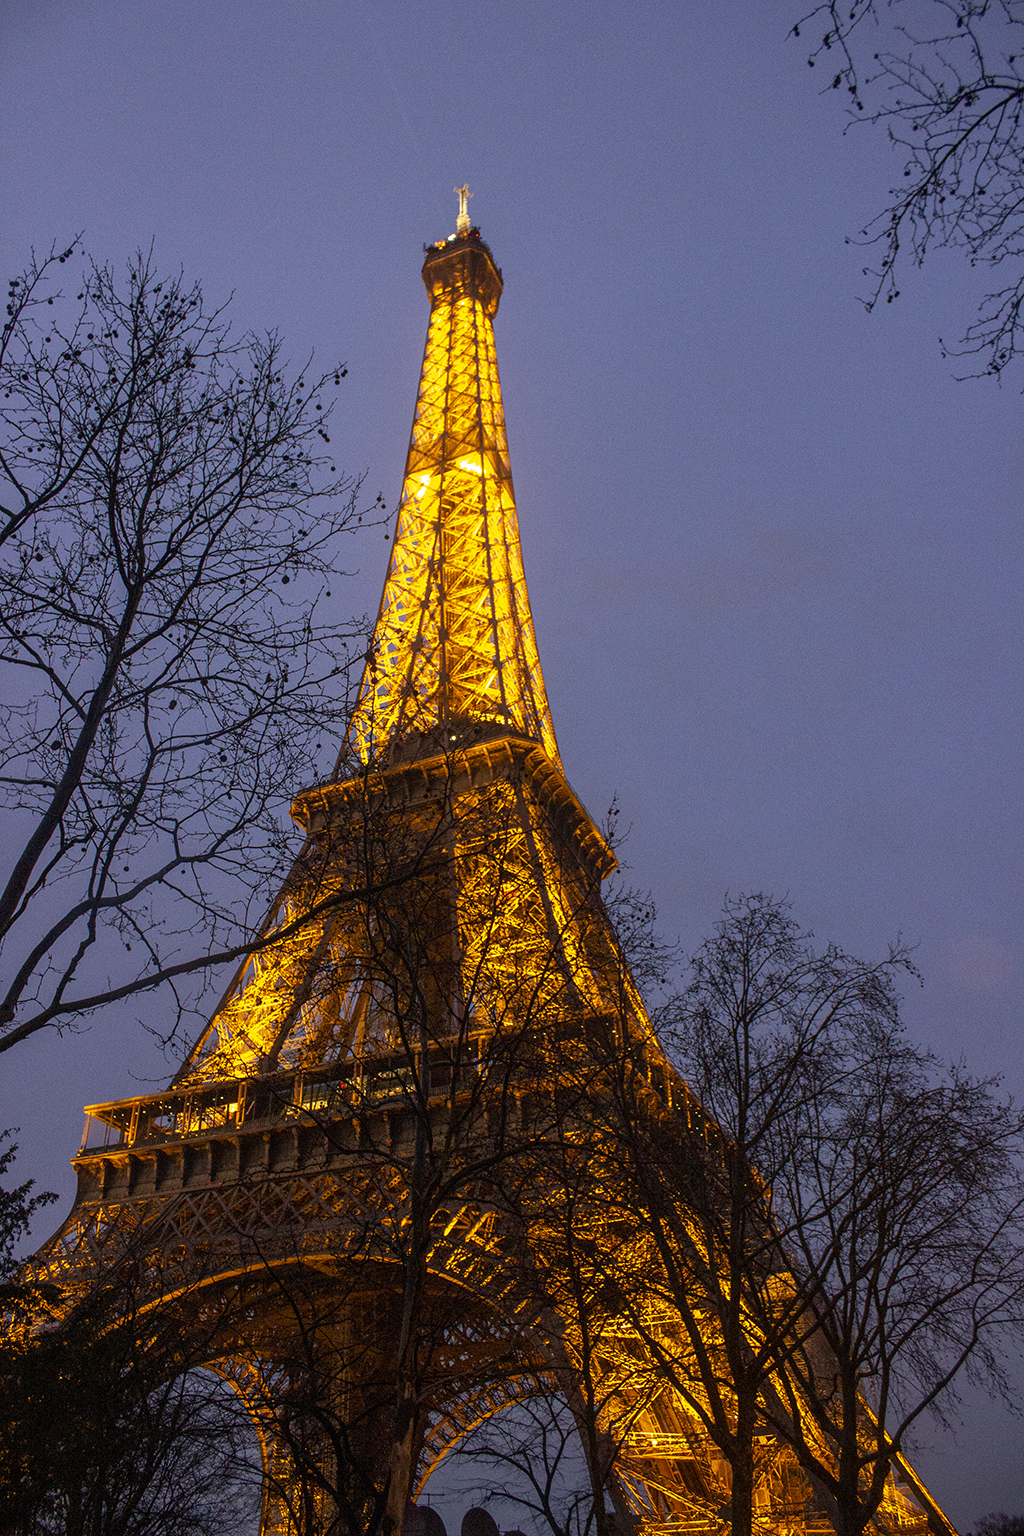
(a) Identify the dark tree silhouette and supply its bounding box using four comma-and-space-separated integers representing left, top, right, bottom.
972, 1515, 1024, 1536
0, 242, 370, 1052
796, 0, 1024, 377
665, 895, 1024, 1536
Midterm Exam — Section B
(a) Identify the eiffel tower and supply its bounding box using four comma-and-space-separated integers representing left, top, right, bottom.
25, 197, 953, 1536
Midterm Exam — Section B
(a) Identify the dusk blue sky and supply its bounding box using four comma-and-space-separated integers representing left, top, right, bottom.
2, 2, 1021, 1527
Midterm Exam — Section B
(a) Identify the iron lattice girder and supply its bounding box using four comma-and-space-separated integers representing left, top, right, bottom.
171, 732, 620, 1083
349, 231, 558, 765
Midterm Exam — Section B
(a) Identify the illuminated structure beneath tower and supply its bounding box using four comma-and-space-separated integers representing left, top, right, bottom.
23, 202, 955, 1536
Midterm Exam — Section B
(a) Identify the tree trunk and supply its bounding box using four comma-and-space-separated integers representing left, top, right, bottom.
382, 1382, 417, 1536
728, 1393, 757, 1536
384, 1036, 430, 1536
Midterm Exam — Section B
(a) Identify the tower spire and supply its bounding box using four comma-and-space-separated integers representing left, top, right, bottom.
347, 219, 560, 768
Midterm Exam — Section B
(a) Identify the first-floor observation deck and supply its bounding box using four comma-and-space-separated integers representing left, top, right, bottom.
72, 1048, 483, 1214
73, 1020, 689, 1212
80, 1033, 496, 1156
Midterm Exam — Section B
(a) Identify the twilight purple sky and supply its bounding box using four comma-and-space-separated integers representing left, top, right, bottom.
1, 1, 1022, 1526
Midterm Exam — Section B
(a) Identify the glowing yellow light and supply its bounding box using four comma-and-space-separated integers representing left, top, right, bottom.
348, 238, 560, 768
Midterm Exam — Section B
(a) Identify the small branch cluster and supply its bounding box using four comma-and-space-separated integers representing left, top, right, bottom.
796, 0, 1024, 376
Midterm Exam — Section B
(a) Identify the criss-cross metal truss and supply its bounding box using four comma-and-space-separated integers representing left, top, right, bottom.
175, 735, 619, 1085
348, 230, 558, 767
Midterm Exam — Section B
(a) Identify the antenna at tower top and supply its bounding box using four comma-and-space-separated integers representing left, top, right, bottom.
455, 184, 473, 235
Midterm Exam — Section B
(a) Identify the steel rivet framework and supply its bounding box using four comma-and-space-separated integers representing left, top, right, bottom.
348, 229, 557, 769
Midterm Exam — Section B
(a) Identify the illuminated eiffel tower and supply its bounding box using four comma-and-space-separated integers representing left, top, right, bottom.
26, 195, 952, 1536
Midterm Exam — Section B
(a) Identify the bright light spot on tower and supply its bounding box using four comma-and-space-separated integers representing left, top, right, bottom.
458, 458, 483, 476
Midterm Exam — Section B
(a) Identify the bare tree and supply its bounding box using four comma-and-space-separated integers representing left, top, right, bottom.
0, 1267, 262, 1536
0, 242, 371, 1052
755, 1015, 1024, 1536
450, 1395, 597, 1536
533, 895, 902, 1536
653, 894, 1024, 1536
499, 1119, 662, 1536
292, 756, 591, 1536
795, 0, 1024, 377
104, 746, 607, 1536
970, 1517, 1024, 1536
531, 893, 1024, 1536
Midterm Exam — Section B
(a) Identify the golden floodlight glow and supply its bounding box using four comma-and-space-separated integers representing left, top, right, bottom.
347, 230, 560, 767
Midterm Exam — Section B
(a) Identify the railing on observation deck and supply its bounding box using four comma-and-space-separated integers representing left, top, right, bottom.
78, 1033, 500, 1155
77, 1021, 695, 1158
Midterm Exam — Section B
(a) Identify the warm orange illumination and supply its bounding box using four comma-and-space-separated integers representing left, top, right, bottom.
348, 232, 559, 768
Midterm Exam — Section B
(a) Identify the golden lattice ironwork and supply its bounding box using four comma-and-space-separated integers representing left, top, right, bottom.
347, 228, 558, 767
174, 735, 617, 1085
